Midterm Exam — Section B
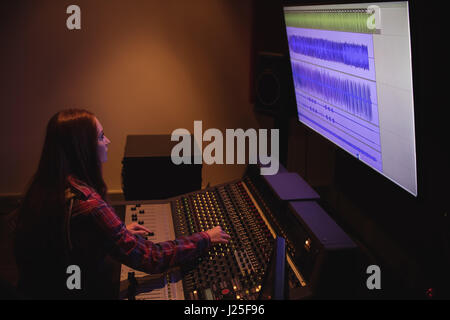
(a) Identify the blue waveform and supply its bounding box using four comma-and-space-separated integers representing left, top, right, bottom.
293, 62, 373, 121
289, 35, 370, 70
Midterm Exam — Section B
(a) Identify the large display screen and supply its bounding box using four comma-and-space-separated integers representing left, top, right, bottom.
284, 1, 418, 196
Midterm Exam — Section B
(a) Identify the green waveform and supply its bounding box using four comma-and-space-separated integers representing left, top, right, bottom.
285, 11, 376, 34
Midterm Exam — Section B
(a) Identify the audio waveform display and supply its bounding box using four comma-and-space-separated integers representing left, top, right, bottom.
288, 35, 370, 70
296, 91, 381, 150
299, 111, 381, 167
292, 62, 373, 121
284, 10, 376, 34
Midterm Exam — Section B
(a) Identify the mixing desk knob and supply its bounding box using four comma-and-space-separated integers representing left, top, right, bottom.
221, 288, 233, 300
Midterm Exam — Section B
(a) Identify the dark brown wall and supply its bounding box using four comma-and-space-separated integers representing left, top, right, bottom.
0, 0, 256, 195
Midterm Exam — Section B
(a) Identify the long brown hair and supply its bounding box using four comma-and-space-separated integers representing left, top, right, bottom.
14, 109, 107, 297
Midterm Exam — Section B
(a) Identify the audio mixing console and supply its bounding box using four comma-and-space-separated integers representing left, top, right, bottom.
119, 167, 357, 300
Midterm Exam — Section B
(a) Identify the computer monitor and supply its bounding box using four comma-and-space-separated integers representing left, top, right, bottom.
283, 1, 418, 196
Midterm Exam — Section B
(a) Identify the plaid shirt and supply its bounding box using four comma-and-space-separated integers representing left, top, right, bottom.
67, 175, 211, 275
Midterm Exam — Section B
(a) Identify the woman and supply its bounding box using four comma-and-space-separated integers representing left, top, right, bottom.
14, 109, 230, 299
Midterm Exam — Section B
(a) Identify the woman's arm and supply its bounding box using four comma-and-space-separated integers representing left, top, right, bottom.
86, 197, 229, 274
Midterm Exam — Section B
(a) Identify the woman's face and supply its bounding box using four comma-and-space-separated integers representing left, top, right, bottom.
95, 117, 111, 163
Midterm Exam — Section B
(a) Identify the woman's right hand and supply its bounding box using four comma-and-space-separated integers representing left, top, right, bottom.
205, 226, 231, 244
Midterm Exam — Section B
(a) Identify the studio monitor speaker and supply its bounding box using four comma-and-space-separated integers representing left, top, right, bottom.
254, 51, 295, 117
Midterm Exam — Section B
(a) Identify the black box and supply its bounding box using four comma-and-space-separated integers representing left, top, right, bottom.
122, 135, 202, 200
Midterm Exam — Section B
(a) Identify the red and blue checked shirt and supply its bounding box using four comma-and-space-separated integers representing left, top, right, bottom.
66, 175, 211, 275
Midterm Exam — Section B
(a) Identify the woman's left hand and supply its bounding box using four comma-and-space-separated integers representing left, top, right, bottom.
126, 223, 151, 236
